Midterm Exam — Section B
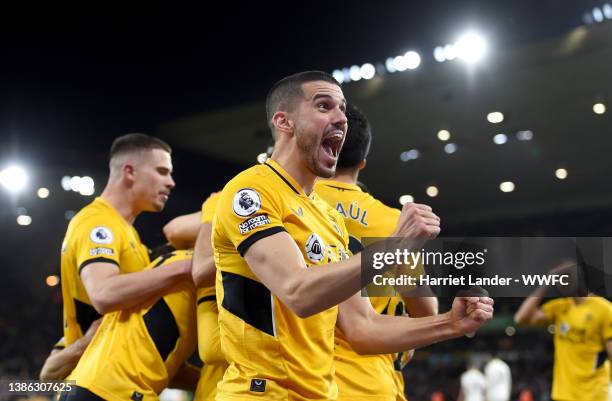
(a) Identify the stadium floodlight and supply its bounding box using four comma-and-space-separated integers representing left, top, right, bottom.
349, 65, 362, 81
400, 149, 420, 161
443, 44, 456, 61
593, 7, 604, 22
399, 194, 414, 205
342, 68, 351, 83
437, 129, 451, 141
0, 165, 28, 193
393, 55, 408, 72
603, 4, 612, 19
404, 51, 421, 70
332, 69, 345, 84
555, 168, 568, 180
385, 57, 397, 73
499, 181, 515, 192
256, 153, 268, 164
444, 143, 458, 154
493, 133, 508, 145
593, 102, 606, 114
360, 63, 376, 80
487, 111, 504, 123
455, 32, 487, 63
79, 176, 95, 196
17, 214, 32, 226
426, 186, 439, 197
433, 46, 446, 62
46, 275, 60, 287
37, 187, 50, 198
516, 130, 534, 141
69, 176, 82, 192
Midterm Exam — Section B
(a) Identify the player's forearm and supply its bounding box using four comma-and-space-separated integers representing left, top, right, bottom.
39, 340, 87, 380
402, 295, 439, 317
513, 286, 547, 325
285, 254, 363, 317
91, 261, 190, 314
348, 312, 459, 354
192, 255, 216, 287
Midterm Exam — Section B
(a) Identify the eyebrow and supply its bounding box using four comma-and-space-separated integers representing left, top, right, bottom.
312, 93, 347, 108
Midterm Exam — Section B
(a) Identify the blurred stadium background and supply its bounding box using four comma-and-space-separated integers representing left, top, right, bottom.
1, 1, 611, 400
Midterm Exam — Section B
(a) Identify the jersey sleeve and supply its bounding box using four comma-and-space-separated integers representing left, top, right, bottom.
215, 175, 286, 256
73, 214, 124, 273
201, 192, 221, 224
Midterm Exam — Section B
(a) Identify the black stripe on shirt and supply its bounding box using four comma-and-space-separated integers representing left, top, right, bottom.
78, 257, 119, 274
264, 162, 299, 195
221, 271, 274, 336
237, 226, 286, 256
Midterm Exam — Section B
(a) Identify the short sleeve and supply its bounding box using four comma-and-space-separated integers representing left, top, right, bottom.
74, 215, 123, 273
215, 176, 286, 256
201, 192, 221, 224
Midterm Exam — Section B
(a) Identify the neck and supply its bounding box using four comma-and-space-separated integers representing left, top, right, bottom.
269, 150, 317, 195
100, 181, 139, 224
332, 168, 358, 184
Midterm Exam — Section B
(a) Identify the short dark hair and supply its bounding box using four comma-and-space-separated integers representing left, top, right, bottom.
109, 133, 172, 160
337, 103, 372, 169
266, 71, 340, 133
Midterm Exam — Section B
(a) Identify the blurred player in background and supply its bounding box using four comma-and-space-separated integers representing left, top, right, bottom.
458, 361, 486, 401
164, 191, 227, 401
60, 250, 198, 401
515, 260, 612, 401
42, 133, 192, 380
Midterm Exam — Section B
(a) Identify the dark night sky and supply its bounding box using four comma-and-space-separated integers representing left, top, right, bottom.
0, 0, 592, 152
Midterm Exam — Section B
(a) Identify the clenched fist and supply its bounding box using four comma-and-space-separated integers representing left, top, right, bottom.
449, 296, 494, 335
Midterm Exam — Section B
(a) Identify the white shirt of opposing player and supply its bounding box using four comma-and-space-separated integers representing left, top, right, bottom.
484, 358, 511, 401
461, 368, 486, 401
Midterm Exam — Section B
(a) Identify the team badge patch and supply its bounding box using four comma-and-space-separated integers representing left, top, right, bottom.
305, 233, 326, 262
90, 226, 114, 244
233, 188, 262, 217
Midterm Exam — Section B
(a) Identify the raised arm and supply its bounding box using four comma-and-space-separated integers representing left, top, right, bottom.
335, 292, 492, 355
80, 259, 191, 314
192, 222, 216, 287
163, 211, 202, 249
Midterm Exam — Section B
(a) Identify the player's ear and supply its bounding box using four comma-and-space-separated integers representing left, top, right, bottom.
122, 163, 136, 183
272, 111, 294, 136
358, 159, 367, 171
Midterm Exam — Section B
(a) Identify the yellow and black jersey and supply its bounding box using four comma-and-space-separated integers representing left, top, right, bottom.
213, 159, 350, 401
60, 197, 149, 346
542, 296, 612, 401
314, 179, 408, 401
193, 192, 228, 401
67, 250, 196, 401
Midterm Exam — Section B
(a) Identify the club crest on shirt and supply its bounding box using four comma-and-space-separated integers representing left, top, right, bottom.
559, 321, 570, 336
90, 226, 114, 244
233, 188, 262, 217
305, 233, 326, 263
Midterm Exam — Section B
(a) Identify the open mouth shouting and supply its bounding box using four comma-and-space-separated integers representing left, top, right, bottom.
320, 130, 344, 166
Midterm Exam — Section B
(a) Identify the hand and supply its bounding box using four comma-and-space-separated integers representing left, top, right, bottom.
83, 318, 102, 342
393, 203, 440, 241
449, 296, 494, 335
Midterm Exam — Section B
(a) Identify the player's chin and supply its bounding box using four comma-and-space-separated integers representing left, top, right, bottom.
315, 160, 336, 178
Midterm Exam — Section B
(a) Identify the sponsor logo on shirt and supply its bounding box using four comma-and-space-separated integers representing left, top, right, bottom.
89, 247, 115, 256
305, 233, 326, 262
239, 214, 271, 234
